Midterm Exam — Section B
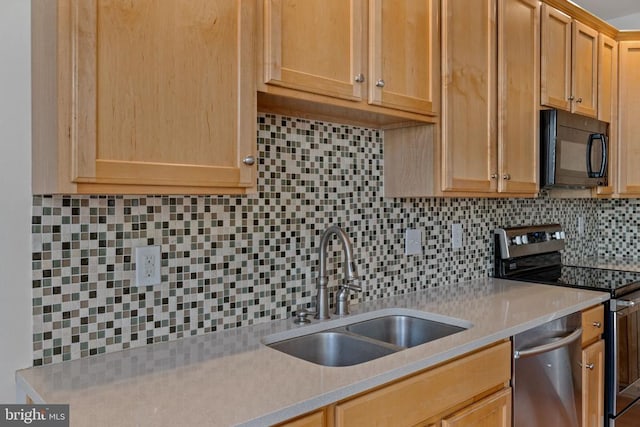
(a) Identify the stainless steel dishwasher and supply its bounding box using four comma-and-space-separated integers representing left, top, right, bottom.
513, 312, 583, 427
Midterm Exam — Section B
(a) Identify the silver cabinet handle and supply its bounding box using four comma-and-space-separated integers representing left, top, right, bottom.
576, 97, 583, 103
376, 79, 385, 88
242, 155, 256, 166
490, 174, 498, 179
592, 321, 602, 328
354, 73, 365, 83
585, 363, 595, 370
568, 95, 575, 101
503, 174, 511, 180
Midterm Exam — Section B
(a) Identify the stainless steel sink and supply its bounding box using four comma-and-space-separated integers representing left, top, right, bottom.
346, 315, 467, 348
267, 331, 396, 367
265, 311, 470, 367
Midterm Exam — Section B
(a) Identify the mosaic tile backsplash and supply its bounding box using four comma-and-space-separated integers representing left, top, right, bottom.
32, 113, 604, 366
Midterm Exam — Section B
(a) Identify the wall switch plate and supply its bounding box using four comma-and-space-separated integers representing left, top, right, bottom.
452, 223, 463, 249
135, 245, 161, 286
404, 228, 423, 256
577, 215, 585, 235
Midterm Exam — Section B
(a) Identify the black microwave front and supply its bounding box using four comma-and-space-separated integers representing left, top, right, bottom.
540, 109, 609, 188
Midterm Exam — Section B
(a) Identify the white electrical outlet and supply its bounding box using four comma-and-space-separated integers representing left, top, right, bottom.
452, 223, 463, 249
404, 228, 423, 256
135, 245, 161, 286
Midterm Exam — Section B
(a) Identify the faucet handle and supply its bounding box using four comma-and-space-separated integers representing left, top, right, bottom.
342, 279, 362, 292
293, 308, 312, 325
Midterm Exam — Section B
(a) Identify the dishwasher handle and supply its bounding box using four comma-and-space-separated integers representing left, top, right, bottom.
514, 328, 582, 360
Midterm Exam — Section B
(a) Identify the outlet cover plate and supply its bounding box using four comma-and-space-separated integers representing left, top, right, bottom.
452, 223, 463, 249
135, 245, 161, 287
405, 228, 423, 256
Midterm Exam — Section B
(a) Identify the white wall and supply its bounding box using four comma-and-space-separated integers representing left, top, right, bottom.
0, 0, 32, 402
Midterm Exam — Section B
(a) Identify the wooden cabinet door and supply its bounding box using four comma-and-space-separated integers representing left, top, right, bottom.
582, 340, 605, 427
263, 0, 365, 102
441, 0, 497, 193
497, 0, 539, 194
442, 388, 512, 427
67, 0, 255, 192
571, 21, 599, 118
275, 410, 325, 427
368, 0, 437, 115
540, 4, 572, 111
617, 41, 640, 195
596, 34, 617, 196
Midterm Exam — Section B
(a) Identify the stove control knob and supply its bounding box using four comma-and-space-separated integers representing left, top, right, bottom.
553, 231, 561, 240
514, 236, 523, 245
521, 235, 529, 244
560, 231, 566, 239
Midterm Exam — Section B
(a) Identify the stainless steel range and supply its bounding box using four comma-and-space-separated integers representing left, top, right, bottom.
494, 224, 640, 427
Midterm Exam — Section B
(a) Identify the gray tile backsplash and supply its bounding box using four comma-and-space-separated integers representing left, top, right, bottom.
31, 113, 617, 366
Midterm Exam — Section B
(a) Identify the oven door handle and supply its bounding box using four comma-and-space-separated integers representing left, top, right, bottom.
514, 328, 582, 359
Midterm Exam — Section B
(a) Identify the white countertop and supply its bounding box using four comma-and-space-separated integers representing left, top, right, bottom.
16, 278, 609, 427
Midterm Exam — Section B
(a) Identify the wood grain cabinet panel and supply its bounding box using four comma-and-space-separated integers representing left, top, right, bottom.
263, 0, 365, 102
274, 410, 326, 427
497, 0, 539, 194
582, 304, 604, 347
32, 0, 256, 195
368, 0, 436, 115
541, 4, 598, 118
334, 341, 511, 427
442, 387, 512, 427
384, 0, 539, 198
595, 34, 618, 196
258, 0, 439, 125
616, 41, 640, 196
582, 340, 605, 427
441, 0, 497, 193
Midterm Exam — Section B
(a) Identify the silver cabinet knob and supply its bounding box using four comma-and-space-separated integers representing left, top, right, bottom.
242, 155, 256, 166
490, 174, 498, 179
568, 95, 575, 101
576, 97, 583, 103
354, 73, 365, 83
592, 321, 602, 328
376, 79, 385, 88
503, 174, 511, 180
585, 363, 595, 370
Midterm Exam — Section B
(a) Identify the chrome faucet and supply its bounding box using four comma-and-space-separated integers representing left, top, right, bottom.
315, 225, 361, 319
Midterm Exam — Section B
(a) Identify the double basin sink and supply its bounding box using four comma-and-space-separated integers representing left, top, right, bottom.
264, 309, 472, 367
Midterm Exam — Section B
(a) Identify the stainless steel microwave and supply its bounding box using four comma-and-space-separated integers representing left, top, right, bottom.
540, 109, 608, 188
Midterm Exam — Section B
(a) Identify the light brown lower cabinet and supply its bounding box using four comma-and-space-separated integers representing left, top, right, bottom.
277, 341, 512, 427
274, 410, 326, 427
441, 387, 512, 427
581, 304, 605, 427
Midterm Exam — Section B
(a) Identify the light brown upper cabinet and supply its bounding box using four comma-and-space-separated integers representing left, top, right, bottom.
32, 0, 257, 195
442, 0, 539, 195
496, 0, 540, 194
368, 0, 436, 115
384, 0, 539, 198
258, 0, 439, 127
595, 34, 618, 196
262, 0, 366, 102
440, 0, 497, 194
541, 4, 598, 118
617, 41, 640, 196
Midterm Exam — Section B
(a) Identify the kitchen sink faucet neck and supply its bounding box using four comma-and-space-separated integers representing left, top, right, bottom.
316, 225, 360, 319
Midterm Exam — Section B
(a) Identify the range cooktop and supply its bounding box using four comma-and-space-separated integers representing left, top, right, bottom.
514, 264, 640, 298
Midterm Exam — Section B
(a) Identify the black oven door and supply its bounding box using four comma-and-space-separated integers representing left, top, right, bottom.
613, 293, 640, 419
